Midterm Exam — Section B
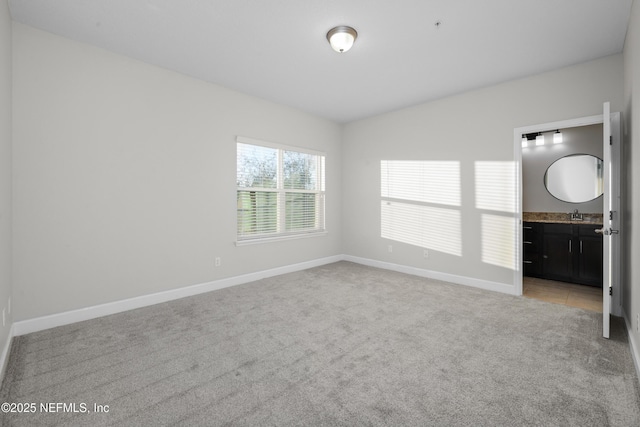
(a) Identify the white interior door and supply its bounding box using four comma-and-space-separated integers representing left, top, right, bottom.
601, 102, 614, 339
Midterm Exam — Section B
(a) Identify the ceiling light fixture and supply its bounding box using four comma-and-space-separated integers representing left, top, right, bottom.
553, 130, 563, 144
327, 26, 358, 53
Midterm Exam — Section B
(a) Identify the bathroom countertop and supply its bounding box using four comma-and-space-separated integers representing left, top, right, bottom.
523, 212, 603, 225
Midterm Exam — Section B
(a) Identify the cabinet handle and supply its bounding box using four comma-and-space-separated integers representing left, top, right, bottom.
523, 261, 533, 264
523, 226, 533, 230
524, 241, 532, 244
580, 240, 583, 254
569, 240, 572, 253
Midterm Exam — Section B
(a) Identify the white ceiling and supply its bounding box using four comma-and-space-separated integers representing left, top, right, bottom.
8, 0, 634, 123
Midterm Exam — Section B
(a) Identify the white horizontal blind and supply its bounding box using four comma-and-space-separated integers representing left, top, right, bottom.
237, 137, 325, 241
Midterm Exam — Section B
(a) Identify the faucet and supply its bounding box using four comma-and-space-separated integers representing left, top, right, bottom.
570, 209, 583, 221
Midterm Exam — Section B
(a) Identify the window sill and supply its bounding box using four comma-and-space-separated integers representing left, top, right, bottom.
235, 231, 328, 246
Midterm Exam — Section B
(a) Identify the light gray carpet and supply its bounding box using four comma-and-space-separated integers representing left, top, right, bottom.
1, 261, 639, 426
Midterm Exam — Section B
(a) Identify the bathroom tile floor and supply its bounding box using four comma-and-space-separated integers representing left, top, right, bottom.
523, 277, 603, 312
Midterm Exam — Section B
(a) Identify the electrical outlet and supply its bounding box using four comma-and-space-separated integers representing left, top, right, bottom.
215, 257, 221, 267
388, 245, 393, 253
423, 250, 429, 259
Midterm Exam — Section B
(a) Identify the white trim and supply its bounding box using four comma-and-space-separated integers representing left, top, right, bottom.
516, 114, 604, 135
514, 128, 524, 296
623, 308, 640, 387
236, 231, 328, 246
610, 112, 623, 318
343, 255, 518, 295
13, 255, 343, 336
0, 324, 14, 384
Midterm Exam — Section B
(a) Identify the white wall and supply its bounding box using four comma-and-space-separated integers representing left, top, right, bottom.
522, 124, 603, 213
0, 0, 12, 360
11, 23, 342, 321
623, 0, 640, 356
6, 13, 634, 327
342, 55, 623, 288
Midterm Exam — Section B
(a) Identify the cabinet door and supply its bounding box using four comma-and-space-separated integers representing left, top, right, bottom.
542, 225, 573, 282
577, 226, 603, 287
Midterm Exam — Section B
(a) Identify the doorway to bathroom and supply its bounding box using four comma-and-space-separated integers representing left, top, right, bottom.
514, 103, 621, 338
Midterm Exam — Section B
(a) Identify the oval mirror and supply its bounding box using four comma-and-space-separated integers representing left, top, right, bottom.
544, 154, 603, 203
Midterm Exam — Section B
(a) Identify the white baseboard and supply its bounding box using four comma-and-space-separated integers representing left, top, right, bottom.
10, 253, 528, 338
622, 308, 640, 385
0, 324, 14, 384
13, 255, 343, 337
343, 255, 518, 295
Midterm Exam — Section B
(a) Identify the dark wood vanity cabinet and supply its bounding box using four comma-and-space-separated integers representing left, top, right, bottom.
542, 223, 574, 282
576, 225, 604, 286
523, 222, 602, 287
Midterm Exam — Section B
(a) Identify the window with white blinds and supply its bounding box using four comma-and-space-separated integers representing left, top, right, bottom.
236, 136, 325, 243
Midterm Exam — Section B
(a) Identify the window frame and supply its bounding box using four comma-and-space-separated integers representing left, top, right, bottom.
236, 136, 326, 245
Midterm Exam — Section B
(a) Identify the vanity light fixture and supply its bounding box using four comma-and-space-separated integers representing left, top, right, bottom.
553, 130, 563, 144
327, 26, 358, 53
521, 134, 528, 148
535, 133, 545, 146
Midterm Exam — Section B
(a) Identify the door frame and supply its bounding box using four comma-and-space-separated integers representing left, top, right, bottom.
513, 112, 622, 317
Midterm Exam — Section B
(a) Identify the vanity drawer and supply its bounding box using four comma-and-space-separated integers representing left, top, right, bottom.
542, 223, 572, 235
523, 222, 540, 241
523, 222, 540, 248
523, 222, 542, 277
523, 256, 541, 277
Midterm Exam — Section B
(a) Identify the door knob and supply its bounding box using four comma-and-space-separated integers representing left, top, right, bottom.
595, 228, 620, 236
